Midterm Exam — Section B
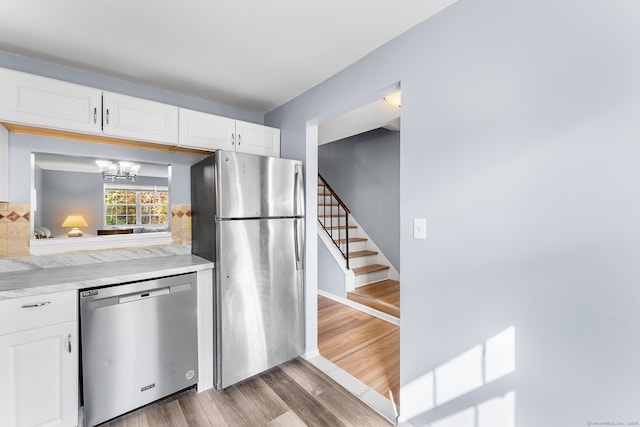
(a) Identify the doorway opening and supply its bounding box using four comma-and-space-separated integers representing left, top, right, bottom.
307, 83, 401, 416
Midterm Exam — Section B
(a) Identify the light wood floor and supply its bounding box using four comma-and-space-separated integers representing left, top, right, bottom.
347, 280, 400, 318
354, 280, 400, 307
317, 295, 400, 403
101, 358, 390, 427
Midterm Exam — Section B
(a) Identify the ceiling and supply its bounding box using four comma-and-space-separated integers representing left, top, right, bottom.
0, 0, 455, 114
319, 95, 401, 145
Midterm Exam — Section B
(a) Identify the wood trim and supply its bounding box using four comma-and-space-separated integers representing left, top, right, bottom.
2, 122, 211, 157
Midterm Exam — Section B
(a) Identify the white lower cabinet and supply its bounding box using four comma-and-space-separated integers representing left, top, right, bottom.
0, 291, 78, 427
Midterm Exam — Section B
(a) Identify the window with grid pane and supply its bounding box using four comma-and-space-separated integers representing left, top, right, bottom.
104, 184, 169, 227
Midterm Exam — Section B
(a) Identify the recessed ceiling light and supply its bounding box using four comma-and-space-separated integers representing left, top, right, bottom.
384, 91, 402, 108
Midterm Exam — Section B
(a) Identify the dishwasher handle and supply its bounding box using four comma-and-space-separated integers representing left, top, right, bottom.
118, 287, 171, 304
85, 281, 193, 310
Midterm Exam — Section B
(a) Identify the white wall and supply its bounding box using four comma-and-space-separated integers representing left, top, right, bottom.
267, 0, 640, 424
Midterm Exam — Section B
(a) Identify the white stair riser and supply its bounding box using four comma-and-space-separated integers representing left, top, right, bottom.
319, 216, 348, 227
355, 269, 390, 287
348, 254, 379, 269
340, 240, 367, 252
321, 227, 361, 240
317, 205, 345, 215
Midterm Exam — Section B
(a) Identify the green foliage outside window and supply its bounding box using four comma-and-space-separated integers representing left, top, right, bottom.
104, 187, 169, 226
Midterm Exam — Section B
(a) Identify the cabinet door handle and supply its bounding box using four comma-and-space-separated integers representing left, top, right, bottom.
93, 107, 97, 124
21, 301, 51, 309
66, 334, 72, 353
231, 133, 235, 145
237, 134, 241, 146
106, 109, 110, 125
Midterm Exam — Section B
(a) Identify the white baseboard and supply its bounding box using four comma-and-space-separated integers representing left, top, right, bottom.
302, 349, 320, 360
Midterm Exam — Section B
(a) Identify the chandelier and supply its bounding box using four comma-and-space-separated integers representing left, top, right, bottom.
95, 160, 141, 182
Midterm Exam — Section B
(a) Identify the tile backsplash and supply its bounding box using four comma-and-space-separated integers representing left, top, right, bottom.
171, 204, 192, 245
0, 202, 192, 258
0, 202, 31, 258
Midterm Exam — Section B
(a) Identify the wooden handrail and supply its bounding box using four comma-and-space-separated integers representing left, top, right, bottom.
318, 174, 350, 214
318, 174, 351, 269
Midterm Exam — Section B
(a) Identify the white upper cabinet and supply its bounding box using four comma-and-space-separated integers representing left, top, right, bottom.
179, 108, 235, 151
0, 67, 102, 134
0, 67, 280, 155
178, 108, 280, 157
235, 120, 280, 157
103, 92, 179, 145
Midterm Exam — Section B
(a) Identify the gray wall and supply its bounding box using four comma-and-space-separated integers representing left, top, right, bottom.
317, 239, 346, 296
38, 170, 168, 237
39, 170, 103, 237
0, 49, 263, 204
319, 128, 400, 270
266, 0, 640, 424
9, 134, 198, 204
33, 165, 43, 226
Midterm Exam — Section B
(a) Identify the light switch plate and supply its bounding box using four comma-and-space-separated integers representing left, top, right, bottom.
414, 218, 426, 239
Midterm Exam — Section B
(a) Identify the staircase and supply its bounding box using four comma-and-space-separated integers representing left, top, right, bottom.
318, 175, 400, 319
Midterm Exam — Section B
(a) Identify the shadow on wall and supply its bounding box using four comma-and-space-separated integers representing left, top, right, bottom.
402, 326, 516, 426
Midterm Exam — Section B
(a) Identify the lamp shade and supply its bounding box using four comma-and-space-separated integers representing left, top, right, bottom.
61, 214, 88, 237
61, 214, 88, 228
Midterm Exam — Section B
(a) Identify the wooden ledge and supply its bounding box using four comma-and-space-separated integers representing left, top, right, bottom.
2, 122, 210, 157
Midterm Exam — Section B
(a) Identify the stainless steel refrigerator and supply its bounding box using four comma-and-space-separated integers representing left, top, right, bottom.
191, 150, 304, 389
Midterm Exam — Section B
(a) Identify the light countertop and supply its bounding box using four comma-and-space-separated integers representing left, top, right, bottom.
0, 252, 213, 300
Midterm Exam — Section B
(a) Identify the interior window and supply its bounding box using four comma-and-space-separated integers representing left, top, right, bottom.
104, 184, 169, 227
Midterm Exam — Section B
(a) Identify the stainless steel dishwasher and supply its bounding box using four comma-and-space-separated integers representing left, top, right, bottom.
79, 273, 198, 427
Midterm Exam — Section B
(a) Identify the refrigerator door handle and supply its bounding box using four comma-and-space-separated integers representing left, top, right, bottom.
294, 164, 301, 217
294, 218, 302, 271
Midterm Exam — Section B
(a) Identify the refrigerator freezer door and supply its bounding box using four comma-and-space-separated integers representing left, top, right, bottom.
215, 151, 304, 219
216, 218, 304, 389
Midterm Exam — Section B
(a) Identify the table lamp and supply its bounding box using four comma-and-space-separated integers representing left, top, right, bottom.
61, 214, 88, 237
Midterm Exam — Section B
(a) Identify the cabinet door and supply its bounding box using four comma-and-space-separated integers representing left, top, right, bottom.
0, 67, 102, 134
0, 321, 78, 427
178, 108, 235, 151
103, 91, 179, 144
235, 121, 280, 157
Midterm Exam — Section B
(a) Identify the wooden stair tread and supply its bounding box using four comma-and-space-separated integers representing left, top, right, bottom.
348, 250, 378, 259
347, 292, 400, 318
353, 264, 390, 276
355, 279, 400, 307
318, 214, 344, 218
325, 225, 357, 230
337, 237, 367, 244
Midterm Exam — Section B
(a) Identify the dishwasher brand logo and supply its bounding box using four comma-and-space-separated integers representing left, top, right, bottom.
81, 290, 98, 297
141, 383, 156, 392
